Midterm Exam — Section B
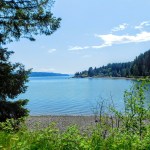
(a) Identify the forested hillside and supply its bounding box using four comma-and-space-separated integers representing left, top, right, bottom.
75, 49, 150, 78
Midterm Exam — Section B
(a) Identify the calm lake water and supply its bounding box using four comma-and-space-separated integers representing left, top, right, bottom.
16, 76, 143, 116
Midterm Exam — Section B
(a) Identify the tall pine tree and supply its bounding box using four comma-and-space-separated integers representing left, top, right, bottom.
0, 0, 61, 122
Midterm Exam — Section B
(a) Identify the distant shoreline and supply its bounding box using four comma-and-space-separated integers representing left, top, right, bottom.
72, 76, 137, 80
30, 72, 70, 77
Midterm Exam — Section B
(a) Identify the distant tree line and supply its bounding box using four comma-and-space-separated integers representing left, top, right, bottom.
74, 49, 150, 78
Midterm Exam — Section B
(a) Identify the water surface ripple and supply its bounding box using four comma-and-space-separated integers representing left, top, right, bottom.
17, 76, 134, 115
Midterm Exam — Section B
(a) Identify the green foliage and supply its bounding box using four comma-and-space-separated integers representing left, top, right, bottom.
123, 81, 149, 136
0, 0, 61, 44
0, 48, 31, 101
1, 120, 150, 149
0, 117, 26, 132
75, 49, 150, 78
0, 0, 61, 132
0, 0, 61, 125
0, 49, 30, 123
88, 67, 95, 77
0, 100, 29, 122
0, 123, 91, 150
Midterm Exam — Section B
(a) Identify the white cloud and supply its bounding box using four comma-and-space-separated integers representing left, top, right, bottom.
93, 31, 150, 48
69, 31, 150, 50
68, 46, 89, 51
91, 43, 111, 49
111, 23, 128, 32
135, 21, 150, 30
48, 49, 56, 53
67, 22, 150, 50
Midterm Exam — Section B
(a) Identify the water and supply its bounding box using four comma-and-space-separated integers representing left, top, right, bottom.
16, 76, 137, 116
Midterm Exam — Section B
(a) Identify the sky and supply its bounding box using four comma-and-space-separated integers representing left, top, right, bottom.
7, 0, 150, 74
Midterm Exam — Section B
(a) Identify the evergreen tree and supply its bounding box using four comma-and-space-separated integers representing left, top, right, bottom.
0, 0, 61, 122
88, 67, 94, 77
75, 49, 150, 78
0, 0, 61, 44
0, 48, 30, 101
0, 48, 30, 122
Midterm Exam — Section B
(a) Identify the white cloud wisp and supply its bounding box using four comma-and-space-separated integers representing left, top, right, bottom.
111, 23, 128, 32
135, 21, 150, 30
68, 46, 89, 51
93, 31, 150, 48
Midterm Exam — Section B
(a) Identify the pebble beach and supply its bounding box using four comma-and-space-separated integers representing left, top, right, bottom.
26, 115, 97, 131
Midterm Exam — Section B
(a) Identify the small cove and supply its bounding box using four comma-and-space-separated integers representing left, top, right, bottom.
16, 76, 149, 116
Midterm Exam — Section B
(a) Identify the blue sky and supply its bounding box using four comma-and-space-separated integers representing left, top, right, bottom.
8, 0, 150, 74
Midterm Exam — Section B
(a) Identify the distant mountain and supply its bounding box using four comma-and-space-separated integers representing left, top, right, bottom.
74, 49, 150, 78
30, 72, 69, 77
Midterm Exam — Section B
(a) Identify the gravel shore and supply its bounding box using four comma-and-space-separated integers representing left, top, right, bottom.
26, 115, 97, 131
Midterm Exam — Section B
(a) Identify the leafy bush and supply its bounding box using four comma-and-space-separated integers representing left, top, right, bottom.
0, 122, 150, 150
